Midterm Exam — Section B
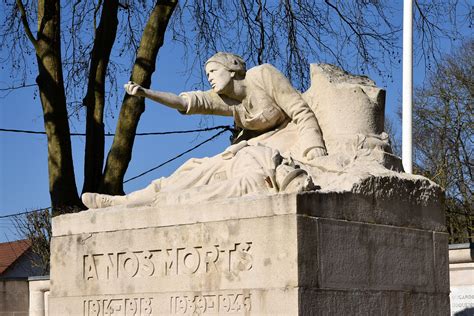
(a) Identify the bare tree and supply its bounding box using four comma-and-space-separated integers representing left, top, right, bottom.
2, 0, 177, 212
13, 209, 51, 275
413, 40, 473, 243
12, 0, 82, 212
101, 1, 178, 194
171, 0, 467, 90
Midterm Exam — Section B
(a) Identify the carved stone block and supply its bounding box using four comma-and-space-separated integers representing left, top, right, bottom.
49, 179, 450, 315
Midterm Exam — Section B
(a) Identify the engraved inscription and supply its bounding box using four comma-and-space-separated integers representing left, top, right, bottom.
170, 293, 251, 314
83, 242, 253, 280
83, 297, 153, 316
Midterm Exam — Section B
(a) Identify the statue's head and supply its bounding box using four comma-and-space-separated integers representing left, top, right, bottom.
205, 52, 246, 94
205, 52, 246, 77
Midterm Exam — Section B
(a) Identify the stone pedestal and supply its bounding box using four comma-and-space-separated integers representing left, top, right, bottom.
49, 177, 450, 315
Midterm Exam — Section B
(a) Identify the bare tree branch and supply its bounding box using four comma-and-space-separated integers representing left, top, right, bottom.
15, 0, 39, 50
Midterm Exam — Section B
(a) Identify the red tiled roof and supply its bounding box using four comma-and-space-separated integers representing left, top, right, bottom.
0, 239, 32, 274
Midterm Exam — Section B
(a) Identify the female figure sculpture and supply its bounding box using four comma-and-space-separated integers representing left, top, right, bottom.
82, 52, 327, 208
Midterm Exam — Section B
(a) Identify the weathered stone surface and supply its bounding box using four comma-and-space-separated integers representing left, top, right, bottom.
434, 233, 450, 293
300, 63, 403, 172
51, 215, 298, 296
317, 218, 436, 292
28, 277, 50, 316
299, 289, 450, 316
50, 185, 450, 315
50, 288, 298, 316
54, 193, 297, 237
303, 64, 385, 144
0, 279, 29, 316
298, 175, 445, 232
55, 175, 445, 238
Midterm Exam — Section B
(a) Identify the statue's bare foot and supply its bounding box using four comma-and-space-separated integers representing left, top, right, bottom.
82, 193, 120, 209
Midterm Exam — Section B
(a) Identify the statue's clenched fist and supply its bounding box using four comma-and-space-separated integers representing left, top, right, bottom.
124, 81, 144, 96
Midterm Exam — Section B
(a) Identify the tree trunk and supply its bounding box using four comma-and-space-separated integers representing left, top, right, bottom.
82, 0, 119, 194
35, 0, 81, 214
101, 0, 177, 194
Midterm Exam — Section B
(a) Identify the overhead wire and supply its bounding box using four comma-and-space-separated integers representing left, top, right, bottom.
0, 207, 51, 219
0, 125, 232, 136
0, 127, 233, 217
0, 91, 234, 222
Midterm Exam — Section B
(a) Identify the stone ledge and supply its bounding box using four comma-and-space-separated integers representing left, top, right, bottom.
53, 181, 445, 237
52, 193, 297, 237
297, 190, 445, 232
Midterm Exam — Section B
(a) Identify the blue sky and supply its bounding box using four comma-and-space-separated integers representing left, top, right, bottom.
0, 1, 471, 241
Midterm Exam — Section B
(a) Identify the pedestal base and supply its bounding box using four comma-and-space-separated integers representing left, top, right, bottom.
50, 179, 450, 315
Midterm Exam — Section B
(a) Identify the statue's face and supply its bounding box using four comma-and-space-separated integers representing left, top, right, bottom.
205, 62, 233, 94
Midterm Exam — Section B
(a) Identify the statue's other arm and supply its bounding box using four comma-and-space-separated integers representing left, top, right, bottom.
124, 81, 187, 112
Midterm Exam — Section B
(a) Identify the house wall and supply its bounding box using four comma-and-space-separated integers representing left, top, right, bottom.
0, 279, 29, 316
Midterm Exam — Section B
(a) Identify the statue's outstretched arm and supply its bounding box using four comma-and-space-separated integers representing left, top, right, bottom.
124, 81, 187, 112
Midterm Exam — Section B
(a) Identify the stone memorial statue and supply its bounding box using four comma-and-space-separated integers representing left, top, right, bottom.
82, 52, 400, 209
51, 52, 449, 315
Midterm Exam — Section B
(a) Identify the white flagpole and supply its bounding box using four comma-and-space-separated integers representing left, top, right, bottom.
402, 0, 413, 174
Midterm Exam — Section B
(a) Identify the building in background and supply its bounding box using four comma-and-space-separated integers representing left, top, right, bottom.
0, 239, 44, 316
